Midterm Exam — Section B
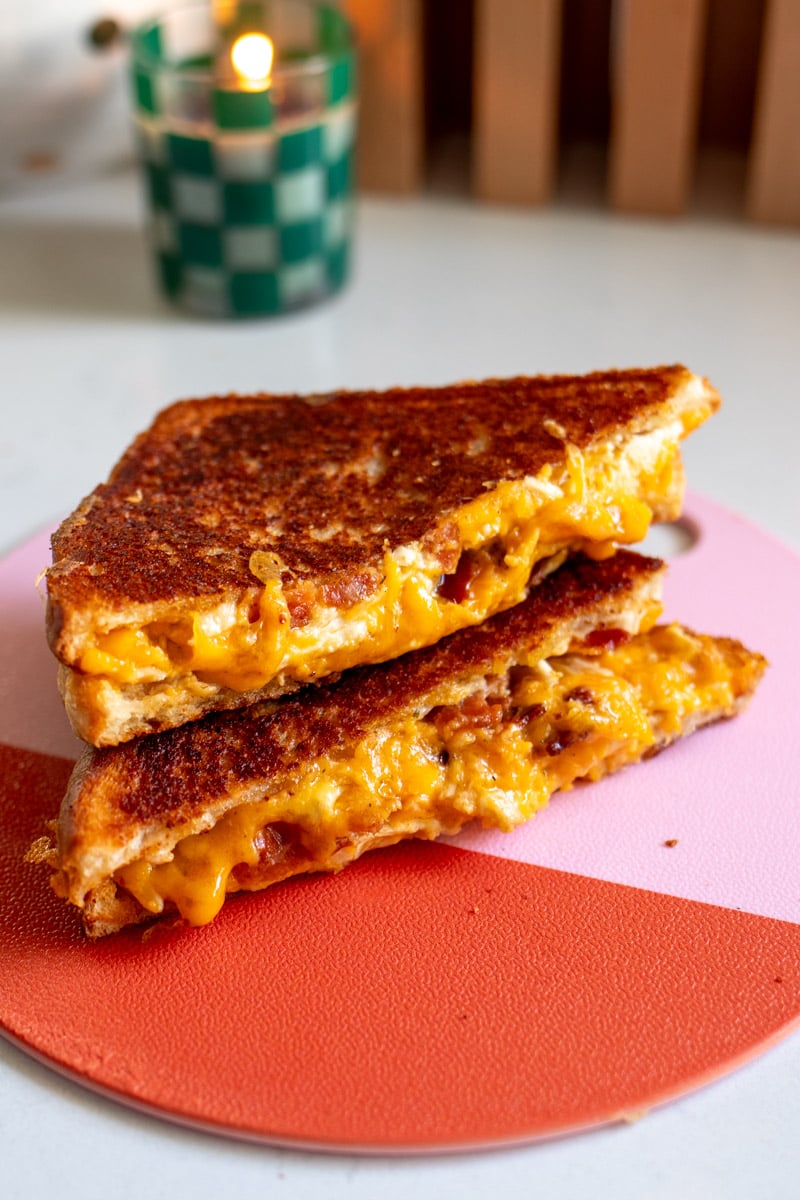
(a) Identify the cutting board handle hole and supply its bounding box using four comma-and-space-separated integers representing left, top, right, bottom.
640, 516, 700, 560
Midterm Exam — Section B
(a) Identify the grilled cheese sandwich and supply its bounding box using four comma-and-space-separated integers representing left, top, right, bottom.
46, 367, 719, 746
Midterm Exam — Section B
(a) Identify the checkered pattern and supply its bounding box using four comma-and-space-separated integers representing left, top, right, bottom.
131, 1, 356, 316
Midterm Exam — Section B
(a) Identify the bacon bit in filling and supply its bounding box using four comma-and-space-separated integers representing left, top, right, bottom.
428, 693, 508, 735
583, 627, 631, 650
546, 728, 589, 756
286, 591, 313, 628
437, 551, 478, 604
437, 540, 509, 605
320, 571, 378, 610
230, 822, 301, 886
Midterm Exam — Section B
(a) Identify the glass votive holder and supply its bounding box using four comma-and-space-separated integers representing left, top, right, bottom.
130, 0, 356, 317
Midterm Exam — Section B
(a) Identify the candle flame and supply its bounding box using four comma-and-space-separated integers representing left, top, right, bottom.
230, 32, 274, 85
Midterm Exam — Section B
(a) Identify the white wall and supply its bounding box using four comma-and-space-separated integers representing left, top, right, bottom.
0, 1, 174, 190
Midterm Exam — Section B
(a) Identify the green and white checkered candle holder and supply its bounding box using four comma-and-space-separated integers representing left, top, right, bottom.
131, 0, 356, 317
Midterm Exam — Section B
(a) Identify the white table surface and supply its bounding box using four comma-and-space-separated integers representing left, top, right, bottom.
1, 167, 799, 1199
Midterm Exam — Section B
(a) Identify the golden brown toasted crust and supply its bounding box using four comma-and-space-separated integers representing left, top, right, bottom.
55, 551, 664, 884
46, 366, 717, 647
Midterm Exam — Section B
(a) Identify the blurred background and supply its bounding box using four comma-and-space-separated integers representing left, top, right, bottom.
3, 0, 797, 225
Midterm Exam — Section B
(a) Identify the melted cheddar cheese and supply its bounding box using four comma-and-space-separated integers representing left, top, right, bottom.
112, 623, 759, 928
75, 436, 680, 695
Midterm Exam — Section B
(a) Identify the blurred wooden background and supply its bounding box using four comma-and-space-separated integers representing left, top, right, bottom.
342, 0, 800, 225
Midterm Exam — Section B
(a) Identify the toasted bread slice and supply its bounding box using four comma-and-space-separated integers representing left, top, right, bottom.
32, 552, 765, 938
47, 366, 719, 746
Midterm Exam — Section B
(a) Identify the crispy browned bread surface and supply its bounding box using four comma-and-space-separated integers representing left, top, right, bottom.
47, 366, 715, 632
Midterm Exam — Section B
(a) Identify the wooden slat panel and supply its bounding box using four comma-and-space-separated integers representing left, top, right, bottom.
609, 0, 707, 215
746, 0, 800, 225
698, 0, 764, 150
342, 0, 424, 194
472, 0, 562, 205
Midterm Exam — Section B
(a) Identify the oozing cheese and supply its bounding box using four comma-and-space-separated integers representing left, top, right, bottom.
113, 623, 758, 928
75, 435, 681, 694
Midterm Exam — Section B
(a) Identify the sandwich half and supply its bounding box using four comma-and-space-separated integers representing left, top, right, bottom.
31, 551, 765, 938
45, 366, 719, 746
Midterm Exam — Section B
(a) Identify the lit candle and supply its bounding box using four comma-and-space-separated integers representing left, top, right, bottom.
131, 0, 356, 317
230, 33, 274, 87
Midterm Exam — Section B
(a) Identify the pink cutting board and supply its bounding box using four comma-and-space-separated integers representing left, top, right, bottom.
1, 494, 799, 1152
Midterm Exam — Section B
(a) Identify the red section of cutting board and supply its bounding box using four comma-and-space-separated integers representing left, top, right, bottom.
2, 743, 800, 1151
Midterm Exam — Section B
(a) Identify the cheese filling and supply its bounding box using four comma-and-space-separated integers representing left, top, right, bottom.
111, 623, 760, 928
73, 434, 684, 695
